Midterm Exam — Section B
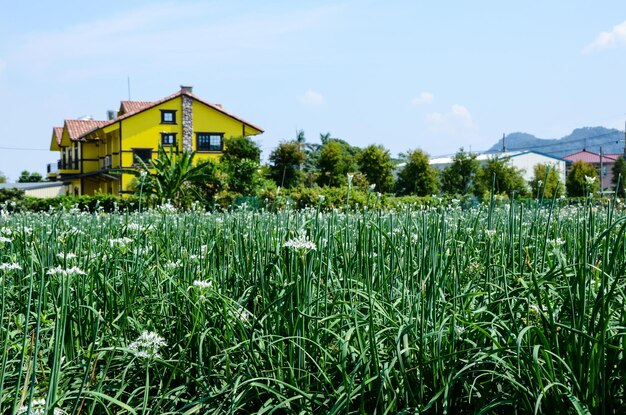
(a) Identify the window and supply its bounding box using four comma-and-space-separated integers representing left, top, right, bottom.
133, 148, 153, 164
161, 132, 177, 146
160, 110, 176, 124
196, 133, 223, 152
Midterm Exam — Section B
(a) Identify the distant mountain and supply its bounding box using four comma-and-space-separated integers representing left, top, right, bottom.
488, 127, 624, 158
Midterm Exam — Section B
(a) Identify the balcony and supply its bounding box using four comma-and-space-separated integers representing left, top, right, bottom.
47, 161, 60, 175
100, 155, 112, 169
49, 159, 79, 174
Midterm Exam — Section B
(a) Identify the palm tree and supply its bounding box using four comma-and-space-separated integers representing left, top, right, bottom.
132, 146, 222, 209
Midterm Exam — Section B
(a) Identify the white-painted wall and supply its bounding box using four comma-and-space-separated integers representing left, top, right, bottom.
24, 185, 67, 198
508, 153, 566, 184
430, 151, 566, 185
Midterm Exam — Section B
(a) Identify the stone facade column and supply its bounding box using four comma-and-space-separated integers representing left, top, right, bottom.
182, 94, 193, 152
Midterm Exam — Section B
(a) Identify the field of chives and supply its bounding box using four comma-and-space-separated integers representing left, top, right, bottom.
0, 201, 625, 414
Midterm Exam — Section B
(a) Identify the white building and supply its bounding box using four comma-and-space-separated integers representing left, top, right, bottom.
429, 150, 567, 184
0, 182, 69, 198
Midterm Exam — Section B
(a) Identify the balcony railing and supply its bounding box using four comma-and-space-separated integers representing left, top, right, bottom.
49, 159, 79, 173
100, 155, 112, 169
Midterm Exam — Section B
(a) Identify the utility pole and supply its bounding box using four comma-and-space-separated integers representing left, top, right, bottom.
502, 133, 506, 153
624, 121, 626, 159
600, 145, 604, 191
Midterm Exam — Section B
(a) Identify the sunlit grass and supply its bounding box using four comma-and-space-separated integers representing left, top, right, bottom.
0, 200, 624, 414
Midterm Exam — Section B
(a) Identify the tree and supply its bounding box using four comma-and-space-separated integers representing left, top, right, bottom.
357, 144, 395, 193
566, 160, 599, 197
528, 163, 564, 198
474, 156, 528, 198
18, 170, 43, 183
316, 139, 360, 187
440, 148, 479, 195
0, 171, 6, 183
221, 136, 263, 195
222, 136, 261, 164
395, 149, 439, 196
611, 156, 626, 197
133, 145, 225, 209
224, 159, 263, 195
268, 141, 307, 188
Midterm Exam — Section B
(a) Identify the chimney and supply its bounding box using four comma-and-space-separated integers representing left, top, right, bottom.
180, 85, 193, 94
106, 110, 118, 120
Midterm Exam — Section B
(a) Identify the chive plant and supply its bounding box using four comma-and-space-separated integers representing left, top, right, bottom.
0, 200, 624, 414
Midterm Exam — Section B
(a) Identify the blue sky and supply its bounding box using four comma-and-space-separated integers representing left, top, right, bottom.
1, 1, 626, 181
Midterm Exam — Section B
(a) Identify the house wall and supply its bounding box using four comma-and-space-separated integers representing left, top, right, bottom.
24, 185, 68, 198
509, 153, 566, 184
49, 93, 262, 197
192, 102, 262, 164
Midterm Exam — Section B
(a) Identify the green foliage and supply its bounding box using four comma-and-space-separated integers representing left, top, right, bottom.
395, 149, 439, 196
316, 139, 360, 187
566, 160, 599, 197
440, 148, 479, 195
222, 136, 261, 164
268, 140, 306, 188
0, 171, 6, 183
17, 170, 43, 183
611, 156, 626, 197
474, 156, 528, 198
1, 193, 139, 212
529, 163, 564, 198
0, 188, 25, 205
2, 203, 625, 413
357, 144, 395, 193
220, 136, 263, 196
223, 159, 263, 195
132, 145, 225, 209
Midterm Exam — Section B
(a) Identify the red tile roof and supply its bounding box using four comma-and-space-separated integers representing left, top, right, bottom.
79, 89, 264, 140
119, 101, 153, 115
564, 150, 618, 164
53, 127, 63, 146
64, 119, 108, 141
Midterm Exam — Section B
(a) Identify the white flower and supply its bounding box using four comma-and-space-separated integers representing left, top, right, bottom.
164, 259, 182, 271
16, 398, 65, 415
156, 202, 177, 214
47, 266, 86, 277
56, 252, 77, 261
230, 304, 253, 324
547, 238, 565, 247
193, 280, 213, 290
126, 223, 142, 231
584, 175, 597, 186
128, 331, 167, 360
0, 236, 12, 244
0, 227, 12, 236
347, 173, 354, 186
109, 237, 133, 248
284, 235, 317, 252
0, 262, 21, 271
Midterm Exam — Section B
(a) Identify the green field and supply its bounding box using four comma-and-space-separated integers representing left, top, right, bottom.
0, 201, 625, 414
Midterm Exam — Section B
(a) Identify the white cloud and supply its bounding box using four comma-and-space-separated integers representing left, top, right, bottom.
427, 104, 473, 126
582, 20, 626, 54
411, 91, 434, 106
298, 90, 325, 106
11, 3, 338, 76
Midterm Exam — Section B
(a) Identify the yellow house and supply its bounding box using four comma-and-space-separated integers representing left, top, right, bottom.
47, 86, 263, 196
